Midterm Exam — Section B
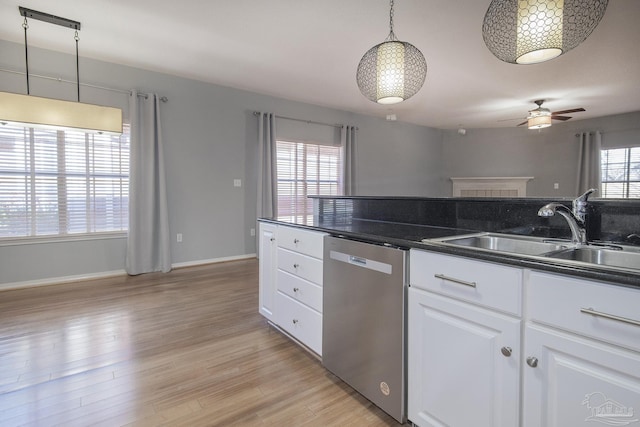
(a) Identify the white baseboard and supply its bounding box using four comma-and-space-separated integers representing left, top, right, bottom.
0, 269, 127, 292
0, 253, 257, 291
172, 253, 256, 269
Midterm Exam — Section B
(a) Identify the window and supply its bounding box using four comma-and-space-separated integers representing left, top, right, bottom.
0, 124, 130, 239
276, 140, 343, 223
600, 147, 640, 198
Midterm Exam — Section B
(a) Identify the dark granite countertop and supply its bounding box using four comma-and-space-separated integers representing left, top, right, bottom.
260, 217, 640, 289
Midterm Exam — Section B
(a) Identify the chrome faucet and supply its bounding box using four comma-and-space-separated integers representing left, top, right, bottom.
537, 188, 597, 245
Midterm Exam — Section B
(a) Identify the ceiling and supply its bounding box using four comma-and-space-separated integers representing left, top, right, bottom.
1, 0, 639, 129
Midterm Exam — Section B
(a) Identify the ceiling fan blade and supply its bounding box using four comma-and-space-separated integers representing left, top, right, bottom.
516, 121, 527, 126
552, 108, 585, 115
551, 115, 572, 121
497, 117, 524, 122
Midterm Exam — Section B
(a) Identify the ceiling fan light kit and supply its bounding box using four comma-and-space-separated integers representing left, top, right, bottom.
482, 0, 609, 65
519, 99, 586, 129
356, 0, 427, 104
0, 6, 123, 135
527, 114, 552, 129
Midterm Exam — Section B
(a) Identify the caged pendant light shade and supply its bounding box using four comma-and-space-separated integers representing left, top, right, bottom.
356, 0, 427, 104
482, 0, 609, 65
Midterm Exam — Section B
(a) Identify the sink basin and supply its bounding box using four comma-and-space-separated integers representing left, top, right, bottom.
426, 232, 572, 256
546, 247, 640, 272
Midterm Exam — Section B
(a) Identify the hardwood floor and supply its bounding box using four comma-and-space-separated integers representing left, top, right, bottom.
0, 259, 401, 426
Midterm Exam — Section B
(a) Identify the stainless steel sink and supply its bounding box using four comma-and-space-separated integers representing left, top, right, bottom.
425, 232, 640, 273
425, 232, 572, 256
545, 246, 640, 272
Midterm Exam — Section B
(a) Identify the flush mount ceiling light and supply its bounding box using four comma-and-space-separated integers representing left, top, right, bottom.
0, 7, 122, 135
356, 0, 427, 104
482, 0, 609, 65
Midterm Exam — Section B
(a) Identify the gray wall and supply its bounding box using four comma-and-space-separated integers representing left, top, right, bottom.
441, 111, 640, 197
0, 39, 444, 285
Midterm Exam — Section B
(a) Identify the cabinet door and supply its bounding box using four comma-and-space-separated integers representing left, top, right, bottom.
408, 288, 520, 427
258, 223, 277, 321
523, 323, 640, 427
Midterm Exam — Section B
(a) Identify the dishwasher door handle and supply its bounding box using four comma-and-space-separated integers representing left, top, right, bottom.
329, 250, 393, 275
349, 256, 367, 266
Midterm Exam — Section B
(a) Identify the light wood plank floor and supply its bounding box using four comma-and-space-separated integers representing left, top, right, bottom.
0, 259, 401, 426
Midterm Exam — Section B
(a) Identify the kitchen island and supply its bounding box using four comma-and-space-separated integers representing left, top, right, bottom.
258, 196, 640, 427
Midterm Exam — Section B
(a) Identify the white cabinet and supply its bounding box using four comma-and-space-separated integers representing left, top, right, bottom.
258, 222, 277, 321
409, 250, 640, 427
523, 271, 640, 427
408, 249, 522, 427
275, 227, 325, 356
257, 221, 325, 356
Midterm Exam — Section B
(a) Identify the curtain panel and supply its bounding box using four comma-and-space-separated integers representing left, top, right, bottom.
341, 125, 356, 196
257, 112, 277, 219
576, 131, 602, 195
126, 90, 171, 275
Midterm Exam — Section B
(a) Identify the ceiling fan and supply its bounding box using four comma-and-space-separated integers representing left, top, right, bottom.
518, 100, 586, 129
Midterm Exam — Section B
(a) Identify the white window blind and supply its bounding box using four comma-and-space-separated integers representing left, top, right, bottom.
0, 123, 130, 239
276, 140, 342, 224
601, 147, 640, 198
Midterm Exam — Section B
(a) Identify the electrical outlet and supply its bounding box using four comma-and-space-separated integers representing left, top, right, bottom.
177, 233, 183, 243
250, 228, 255, 237
234, 179, 242, 187
554, 183, 559, 190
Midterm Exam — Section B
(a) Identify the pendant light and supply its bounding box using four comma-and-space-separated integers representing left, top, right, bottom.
356, 0, 427, 104
0, 7, 122, 135
482, 0, 609, 65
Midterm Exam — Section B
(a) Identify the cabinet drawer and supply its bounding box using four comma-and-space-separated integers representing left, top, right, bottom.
276, 291, 322, 355
278, 226, 325, 259
277, 248, 323, 285
410, 249, 522, 316
277, 270, 323, 313
528, 271, 640, 352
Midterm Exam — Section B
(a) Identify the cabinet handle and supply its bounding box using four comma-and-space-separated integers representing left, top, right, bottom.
293, 238, 300, 244
526, 357, 538, 368
292, 319, 299, 325
293, 287, 299, 293
580, 307, 640, 327
293, 263, 300, 269
500, 347, 512, 357
434, 274, 477, 288
270, 237, 275, 242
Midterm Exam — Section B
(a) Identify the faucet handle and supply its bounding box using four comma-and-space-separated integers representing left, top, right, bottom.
573, 188, 597, 224
576, 188, 597, 202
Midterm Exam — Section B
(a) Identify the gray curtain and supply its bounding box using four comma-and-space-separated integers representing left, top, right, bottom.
126, 90, 171, 275
341, 125, 356, 195
576, 131, 602, 194
257, 112, 277, 219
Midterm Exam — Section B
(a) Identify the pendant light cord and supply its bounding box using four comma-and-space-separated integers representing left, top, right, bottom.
23, 16, 30, 95
386, 0, 397, 41
75, 30, 80, 102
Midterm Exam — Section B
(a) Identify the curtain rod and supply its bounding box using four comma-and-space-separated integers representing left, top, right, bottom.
0, 67, 167, 102
253, 111, 347, 129
575, 127, 640, 137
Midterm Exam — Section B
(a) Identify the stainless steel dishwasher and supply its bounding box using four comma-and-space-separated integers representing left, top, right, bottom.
323, 235, 407, 424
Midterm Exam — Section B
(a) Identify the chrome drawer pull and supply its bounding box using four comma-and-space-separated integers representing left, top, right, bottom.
580, 307, 640, 327
434, 274, 477, 288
